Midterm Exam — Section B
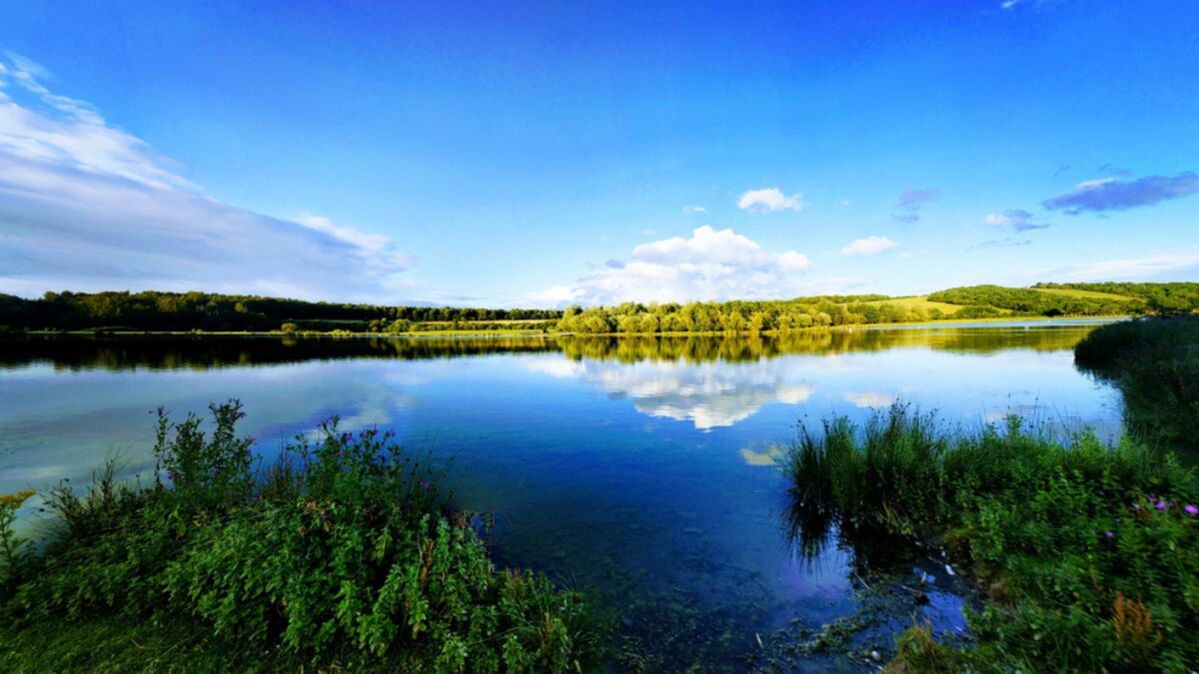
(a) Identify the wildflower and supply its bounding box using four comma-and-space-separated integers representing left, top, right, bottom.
1132, 503, 1141, 510
1156, 502, 1168, 511
1186, 504, 1198, 516
236, 412, 246, 419
167, 472, 174, 482
1105, 531, 1115, 539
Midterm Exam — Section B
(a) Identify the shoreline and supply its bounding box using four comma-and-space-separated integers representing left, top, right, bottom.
11, 315, 1132, 339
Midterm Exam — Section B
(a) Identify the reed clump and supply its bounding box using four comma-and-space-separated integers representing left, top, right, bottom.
786, 404, 1199, 672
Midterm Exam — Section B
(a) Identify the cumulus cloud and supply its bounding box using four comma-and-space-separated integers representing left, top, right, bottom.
1042, 172, 1199, 214
841, 235, 899, 256
737, 187, 806, 213
527, 225, 815, 306
893, 187, 941, 223
984, 209, 1048, 232
0, 53, 414, 302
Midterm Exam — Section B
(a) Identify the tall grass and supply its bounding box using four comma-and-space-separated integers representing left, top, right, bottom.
786, 405, 1199, 672
1075, 316, 1199, 453
0, 401, 596, 672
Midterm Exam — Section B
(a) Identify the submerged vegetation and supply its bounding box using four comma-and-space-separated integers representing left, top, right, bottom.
0, 402, 595, 672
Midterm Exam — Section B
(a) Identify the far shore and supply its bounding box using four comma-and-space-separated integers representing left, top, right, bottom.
13, 314, 1132, 339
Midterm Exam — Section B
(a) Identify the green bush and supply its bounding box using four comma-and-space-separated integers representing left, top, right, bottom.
1075, 317, 1199, 453
1, 402, 594, 672
786, 405, 1199, 672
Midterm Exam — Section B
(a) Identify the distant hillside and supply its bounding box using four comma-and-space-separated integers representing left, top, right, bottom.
1, 283, 1196, 335
557, 282, 1199, 334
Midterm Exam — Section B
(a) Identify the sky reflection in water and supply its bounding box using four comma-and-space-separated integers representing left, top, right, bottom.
0, 322, 1121, 670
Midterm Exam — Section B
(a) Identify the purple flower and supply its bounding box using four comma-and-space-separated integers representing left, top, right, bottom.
1105, 531, 1115, 539
1186, 504, 1198, 516
1132, 503, 1141, 510
167, 472, 174, 482
1156, 502, 1168, 511
237, 412, 246, 419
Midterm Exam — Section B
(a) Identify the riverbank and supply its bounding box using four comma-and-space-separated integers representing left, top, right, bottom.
0, 403, 597, 672
787, 317, 1199, 672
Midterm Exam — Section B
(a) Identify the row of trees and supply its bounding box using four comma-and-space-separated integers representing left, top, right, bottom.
0, 291, 561, 332
555, 299, 961, 335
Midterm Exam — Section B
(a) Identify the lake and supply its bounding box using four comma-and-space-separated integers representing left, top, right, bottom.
0, 320, 1123, 671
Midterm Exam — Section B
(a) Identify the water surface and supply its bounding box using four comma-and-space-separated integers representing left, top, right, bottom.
0, 321, 1121, 671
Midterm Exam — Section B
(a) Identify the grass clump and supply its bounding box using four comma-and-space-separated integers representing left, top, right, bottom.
0, 401, 595, 672
786, 405, 1199, 672
1075, 316, 1199, 454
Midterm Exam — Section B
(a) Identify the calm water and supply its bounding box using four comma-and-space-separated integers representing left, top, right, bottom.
0, 321, 1122, 671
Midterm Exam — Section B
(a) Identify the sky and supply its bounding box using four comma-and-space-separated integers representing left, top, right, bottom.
1, 0, 1197, 307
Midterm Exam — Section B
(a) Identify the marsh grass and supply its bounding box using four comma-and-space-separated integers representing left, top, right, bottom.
0, 401, 596, 673
1075, 316, 1199, 453
786, 405, 1199, 672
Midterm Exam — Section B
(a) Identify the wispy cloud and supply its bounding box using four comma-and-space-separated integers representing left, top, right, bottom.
0, 53, 414, 302
984, 209, 1048, 232
893, 187, 941, 224
972, 238, 1032, 250
841, 235, 899, 256
1029, 249, 1199, 281
737, 187, 806, 213
1042, 172, 1199, 214
527, 225, 817, 306
682, 204, 707, 214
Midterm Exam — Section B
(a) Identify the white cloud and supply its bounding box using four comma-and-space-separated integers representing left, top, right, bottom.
0, 53, 414, 302
840, 235, 899, 256
737, 187, 806, 213
682, 204, 707, 214
527, 225, 815, 306
1029, 249, 1199, 282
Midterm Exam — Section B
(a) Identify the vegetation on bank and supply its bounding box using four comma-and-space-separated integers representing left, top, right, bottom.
2, 283, 1196, 336
555, 283, 1199, 335
0, 290, 560, 333
787, 407, 1199, 672
1075, 316, 1199, 453
0, 402, 595, 672
786, 316, 1199, 672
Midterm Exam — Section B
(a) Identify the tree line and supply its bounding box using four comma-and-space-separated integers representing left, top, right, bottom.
0, 291, 561, 332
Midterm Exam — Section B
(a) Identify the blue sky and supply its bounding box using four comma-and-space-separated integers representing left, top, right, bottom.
1, 0, 1197, 306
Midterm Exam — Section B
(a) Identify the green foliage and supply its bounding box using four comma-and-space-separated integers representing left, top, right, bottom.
786, 405, 1199, 673
929, 283, 1158, 317
1, 403, 594, 672
1037, 282, 1199, 316
1076, 317, 1199, 453
2, 290, 561, 332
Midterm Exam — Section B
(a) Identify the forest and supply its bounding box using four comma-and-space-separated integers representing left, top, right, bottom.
1, 283, 1196, 335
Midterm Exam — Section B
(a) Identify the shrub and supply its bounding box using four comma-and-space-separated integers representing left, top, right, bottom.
1, 402, 594, 672
786, 405, 1199, 672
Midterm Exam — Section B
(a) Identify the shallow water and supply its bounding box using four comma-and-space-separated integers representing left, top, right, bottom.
0, 321, 1122, 670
